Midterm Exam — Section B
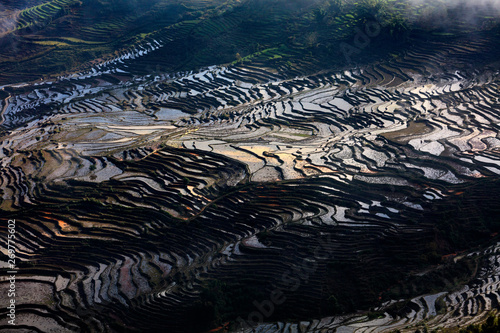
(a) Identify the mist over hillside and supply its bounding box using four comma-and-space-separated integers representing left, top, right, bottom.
0, 0, 499, 86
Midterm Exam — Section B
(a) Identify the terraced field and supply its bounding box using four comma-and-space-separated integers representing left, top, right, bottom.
2, 1, 500, 332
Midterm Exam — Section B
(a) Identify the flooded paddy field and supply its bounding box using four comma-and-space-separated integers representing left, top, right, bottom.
1, 17, 500, 333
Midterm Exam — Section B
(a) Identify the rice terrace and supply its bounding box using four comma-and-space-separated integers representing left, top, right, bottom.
2, 0, 500, 332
